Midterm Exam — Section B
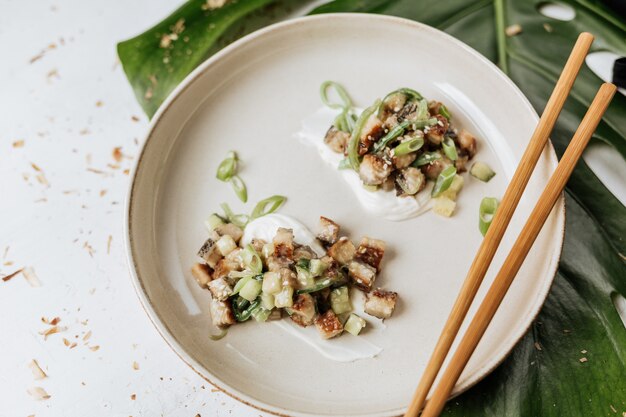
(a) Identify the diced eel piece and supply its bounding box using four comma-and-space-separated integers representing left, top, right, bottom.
364, 289, 398, 319
359, 154, 392, 186
358, 114, 384, 155
214, 223, 243, 244
327, 237, 356, 265
315, 310, 344, 339
457, 129, 477, 158
207, 277, 233, 301
286, 293, 317, 327
273, 227, 294, 260
209, 298, 236, 327
425, 114, 449, 145
213, 254, 243, 280
197, 238, 222, 269
348, 260, 377, 292
324, 126, 350, 154
354, 237, 386, 272
317, 216, 340, 246
191, 263, 212, 288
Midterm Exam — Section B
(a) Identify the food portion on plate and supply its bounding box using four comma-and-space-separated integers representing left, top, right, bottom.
298, 82, 497, 220
192, 212, 398, 340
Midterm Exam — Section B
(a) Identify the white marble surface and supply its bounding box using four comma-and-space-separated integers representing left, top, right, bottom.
1, 1, 624, 417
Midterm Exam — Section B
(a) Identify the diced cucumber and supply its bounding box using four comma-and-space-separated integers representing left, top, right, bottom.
274, 286, 294, 308
433, 196, 457, 217
470, 162, 496, 182
262, 272, 281, 295
239, 279, 262, 302
330, 286, 352, 315
204, 213, 224, 231
344, 314, 367, 336
216, 234, 237, 256
439, 174, 464, 201
261, 292, 275, 310
309, 259, 327, 277
232, 276, 251, 295
296, 266, 315, 290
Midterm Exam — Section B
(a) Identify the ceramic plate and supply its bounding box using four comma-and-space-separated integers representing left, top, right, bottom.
126, 14, 564, 417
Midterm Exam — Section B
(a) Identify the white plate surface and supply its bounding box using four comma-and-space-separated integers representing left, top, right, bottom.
126, 14, 564, 417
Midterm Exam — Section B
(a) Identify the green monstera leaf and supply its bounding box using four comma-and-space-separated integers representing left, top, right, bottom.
118, 0, 626, 414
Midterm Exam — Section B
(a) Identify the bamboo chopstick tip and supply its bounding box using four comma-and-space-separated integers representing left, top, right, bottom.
578, 32, 595, 44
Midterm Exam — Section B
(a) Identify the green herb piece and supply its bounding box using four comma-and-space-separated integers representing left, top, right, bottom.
230, 175, 247, 202
348, 100, 380, 170
439, 104, 451, 120
216, 151, 238, 181
413, 151, 442, 167
479, 197, 499, 236
250, 195, 287, 219
394, 136, 424, 156
432, 166, 457, 197
442, 136, 458, 161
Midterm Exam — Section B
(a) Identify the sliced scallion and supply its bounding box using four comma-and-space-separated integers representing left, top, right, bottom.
372, 119, 410, 153
348, 100, 380, 170
416, 99, 429, 120
394, 136, 424, 156
209, 328, 228, 341
432, 166, 457, 197
439, 104, 451, 120
230, 175, 247, 203
220, 202, 249, 228
205, 213, 224, 231
250, 195, 287, 219
479, 197, 499, 236
413, 151, 442, 167
216, 151, 238, 181
320, 81, 353, 110
442, 136, 458, 161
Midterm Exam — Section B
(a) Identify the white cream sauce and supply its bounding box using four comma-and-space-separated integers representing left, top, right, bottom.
242, 213, 385, 362
296, 107, 433, 221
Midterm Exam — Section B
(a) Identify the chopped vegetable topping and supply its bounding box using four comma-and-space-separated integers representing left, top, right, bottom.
479, 197, 500, 236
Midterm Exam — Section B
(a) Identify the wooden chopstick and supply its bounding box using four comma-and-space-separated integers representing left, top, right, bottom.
421, 82, 617, 417
403, 31, 595, 417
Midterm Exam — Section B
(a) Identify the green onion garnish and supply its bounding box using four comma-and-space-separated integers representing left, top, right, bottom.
373, 120, 410, 153
432, 166, 457, 197
413, 151, 442, 167
348, 99, 380, 170
216, 151, 238, 181
416, 99, 429, 120
220, 202, 249, 228
320, 81, 353, 110
394, 136, 424, 156
229, 175, 247, 203
439, 104, 451, 120
377, 88, 423, 118
479, 197, 499, 236
250, 195, 287, 219
442, 136, 458, 161
295, 278, 334, 294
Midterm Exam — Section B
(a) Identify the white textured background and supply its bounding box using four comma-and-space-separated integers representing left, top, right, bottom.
1, 1, 624, 417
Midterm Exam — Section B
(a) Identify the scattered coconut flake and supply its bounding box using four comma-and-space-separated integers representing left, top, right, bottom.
112, 147, 123, 162
132, 361, 139, 370
83, 330, 92, 341
2, 268, 23, 282
610, 405, 617, 413
95, 100, 103, 107
543, 23, 553, 33
27, 386, 50, 400
22, 267, 41, 287
79, 128, 91, 135
534, 342, 542, 351
30, 162, 42, 172
107, 235, 112, 254
63, 338, 71, 347
46, 68, 59, 81
12, 140, 25, 148
131, 394, 136, 400
202, 0, 228, 10
581, 349, 587, 354
100, 189, 107, 197
131, 115, 140, 122
505, 24, 522, 37
89, 345, 100, 352
579, 357, 588, 363
123, 169, 130, 175
28, 359, 47, 380
39, 325, 66, 340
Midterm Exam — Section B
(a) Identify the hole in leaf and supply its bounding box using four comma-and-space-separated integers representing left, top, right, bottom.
585, 51, 626, 96
537, 2, 576, 21
611, 293, 626, 331
583, 142, 626, 206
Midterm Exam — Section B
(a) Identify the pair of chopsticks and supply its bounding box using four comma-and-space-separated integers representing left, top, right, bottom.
405, 32, 616, 417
